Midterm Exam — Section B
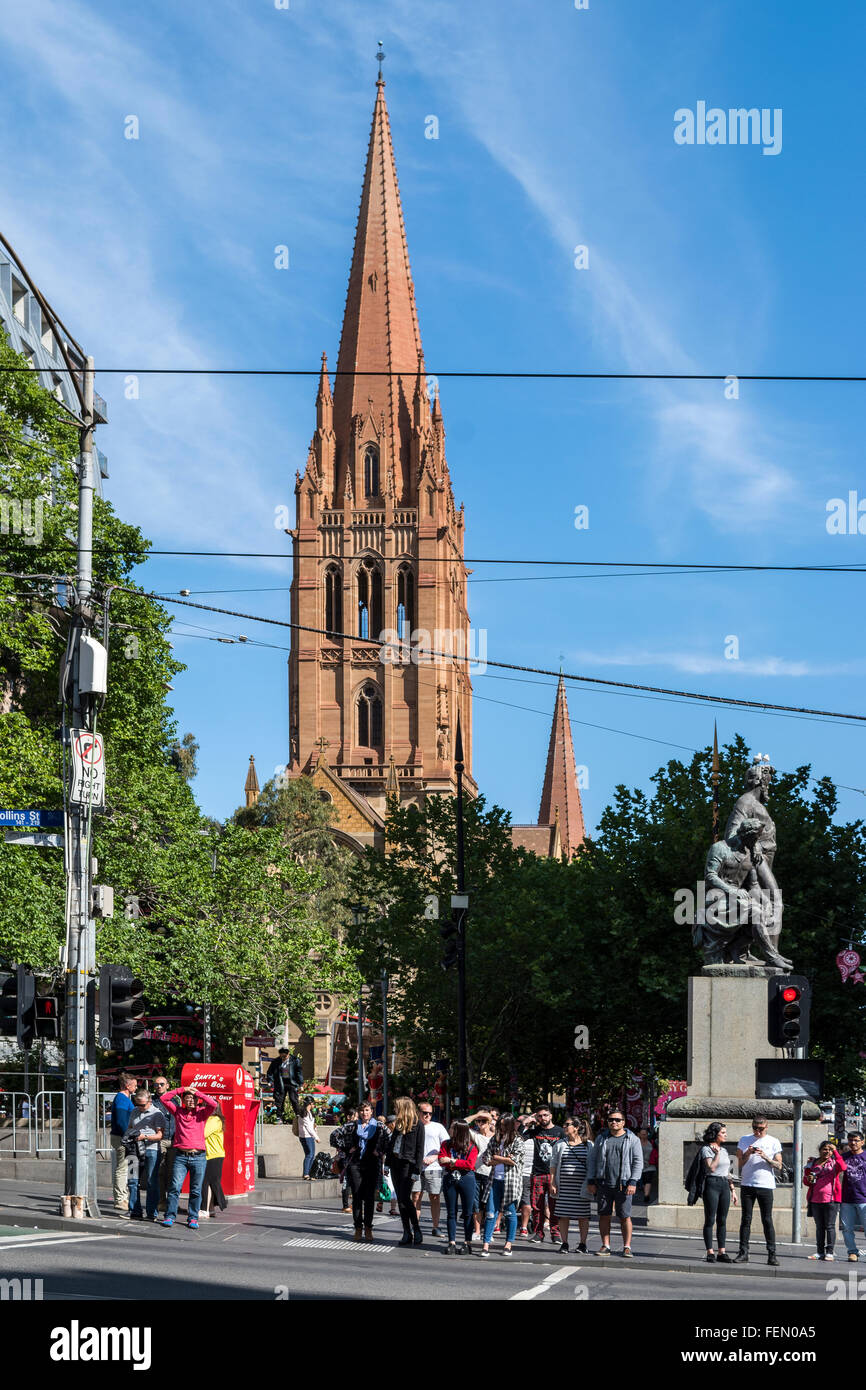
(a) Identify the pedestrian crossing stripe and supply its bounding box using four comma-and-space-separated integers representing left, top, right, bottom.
282, 1237, 393, 1253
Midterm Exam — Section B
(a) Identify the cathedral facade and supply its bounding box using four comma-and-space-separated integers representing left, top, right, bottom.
286, 71, 476, 849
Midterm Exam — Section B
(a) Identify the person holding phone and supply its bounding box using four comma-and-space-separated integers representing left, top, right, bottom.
735, 1115, 782, 1265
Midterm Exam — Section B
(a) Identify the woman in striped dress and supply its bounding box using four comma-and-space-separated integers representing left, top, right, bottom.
550, 1116, 593, 1254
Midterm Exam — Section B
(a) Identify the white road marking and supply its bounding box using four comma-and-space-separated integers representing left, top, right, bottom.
510, 1266, 582, 1300
257, 1206, 338, 1216
0, 1234, 121, 1252
283, 1236, 393, 1254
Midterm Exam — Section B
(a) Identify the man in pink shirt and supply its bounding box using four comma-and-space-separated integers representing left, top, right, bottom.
159, 1086, 218, 1229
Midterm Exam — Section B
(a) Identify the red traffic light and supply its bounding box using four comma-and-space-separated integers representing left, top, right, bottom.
782, 987, 800, 1003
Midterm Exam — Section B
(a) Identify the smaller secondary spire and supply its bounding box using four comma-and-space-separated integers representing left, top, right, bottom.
376, 39, 386, 86
245, 754, 260, 808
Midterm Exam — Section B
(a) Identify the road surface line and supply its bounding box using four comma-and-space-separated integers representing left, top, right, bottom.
510, 1266, 581, 1300
0, 1234, 121, 1251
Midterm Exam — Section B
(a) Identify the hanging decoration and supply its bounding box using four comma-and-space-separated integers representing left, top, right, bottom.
836, 948, 864, 984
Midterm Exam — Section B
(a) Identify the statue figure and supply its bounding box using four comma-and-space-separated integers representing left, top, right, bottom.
725, 757, 783, 961
699, 818, 793, 970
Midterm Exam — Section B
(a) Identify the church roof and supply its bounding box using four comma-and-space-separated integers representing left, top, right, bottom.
333, 75, 425, 497
510, 822, 562, 859
537, 677, 586, 857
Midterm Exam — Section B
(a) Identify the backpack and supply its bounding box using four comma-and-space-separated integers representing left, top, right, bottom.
310, 1151, 333, 1180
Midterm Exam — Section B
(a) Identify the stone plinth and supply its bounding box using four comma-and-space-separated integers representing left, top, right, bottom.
647, 968, 824, 1235
256, 1122, 326, 1178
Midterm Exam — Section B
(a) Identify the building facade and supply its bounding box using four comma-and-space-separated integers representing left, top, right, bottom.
511, 677, 587, 860
0, 245, 109, 489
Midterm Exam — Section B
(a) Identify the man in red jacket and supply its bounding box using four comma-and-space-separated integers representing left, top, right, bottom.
159, 1085, 218, 1230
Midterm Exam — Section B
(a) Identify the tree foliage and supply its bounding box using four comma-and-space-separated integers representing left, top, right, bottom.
346, 736, 866, 1106
0, 330, 357, 1047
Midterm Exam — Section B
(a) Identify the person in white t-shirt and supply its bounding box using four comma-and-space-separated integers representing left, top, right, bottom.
735, 1115, 783, 1265
411, 1103, 450, 1236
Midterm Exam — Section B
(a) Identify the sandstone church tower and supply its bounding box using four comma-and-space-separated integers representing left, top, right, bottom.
287, 68, 475, 849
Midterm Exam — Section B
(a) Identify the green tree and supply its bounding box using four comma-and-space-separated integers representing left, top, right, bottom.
0, 330, 357, 1046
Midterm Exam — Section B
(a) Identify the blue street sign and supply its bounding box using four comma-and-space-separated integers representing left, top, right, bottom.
0, 810, 65, 829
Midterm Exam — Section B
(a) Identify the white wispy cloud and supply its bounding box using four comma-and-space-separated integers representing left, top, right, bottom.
570, 648, 865, 678
337, 1, 803, 535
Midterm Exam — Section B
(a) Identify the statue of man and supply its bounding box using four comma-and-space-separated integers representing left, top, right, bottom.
725, 758, 783, 958
699, 818, 793, 970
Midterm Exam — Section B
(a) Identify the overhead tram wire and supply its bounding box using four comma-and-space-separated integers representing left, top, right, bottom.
1, 365, 864, 382
26, 550, 866, 575
162, 617, 866, 796
106, 583, 866, 726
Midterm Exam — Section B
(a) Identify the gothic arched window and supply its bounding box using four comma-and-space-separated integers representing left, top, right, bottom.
357, 683, 383, 748
357, 558, 383, 640
324, 564, 342, 636
396, 564, 415, 639
364, 444, 380, 498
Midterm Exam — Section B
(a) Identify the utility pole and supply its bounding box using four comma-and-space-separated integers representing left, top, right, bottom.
380, 968, 389, 1120
454, 714, 468, 1117
63, 356, 98, 1218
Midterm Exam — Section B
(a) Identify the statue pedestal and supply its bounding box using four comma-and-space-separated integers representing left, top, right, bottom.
646, 967, 823, 1236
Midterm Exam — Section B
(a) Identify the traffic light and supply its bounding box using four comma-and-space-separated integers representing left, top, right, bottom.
440, 910, 460, 971
97, 965, 145, 1049
0, 966, 36, 1048
768, 974, 811, 1051
34, 994, 60, 1040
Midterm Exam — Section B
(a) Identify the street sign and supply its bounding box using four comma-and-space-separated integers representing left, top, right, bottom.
70, 729, 105, 807
244, 1035, 277, 1048
3, 830, 64, 849
0, 810, 64, 828
755, 1058, 825, 1102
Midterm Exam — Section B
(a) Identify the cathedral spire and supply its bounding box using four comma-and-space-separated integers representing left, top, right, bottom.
333, 65, 425, 502
244, 754, 260, 809
538, 677, 586, 858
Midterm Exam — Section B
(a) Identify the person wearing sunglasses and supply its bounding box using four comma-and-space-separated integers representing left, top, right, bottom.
550, 1116, 593, 1254
411, 1103, 450, 1238
840, 1131, 866, 1261
586, 1110, 643, 1257
735, 1115, 782, 1265
804, 1139, 846, 1260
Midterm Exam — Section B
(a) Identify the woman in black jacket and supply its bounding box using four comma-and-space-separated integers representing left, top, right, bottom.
344, 1101, 387, 1241
385, 1097, 426, 1247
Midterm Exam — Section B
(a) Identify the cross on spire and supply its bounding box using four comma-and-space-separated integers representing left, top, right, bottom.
376, 40, 386, 85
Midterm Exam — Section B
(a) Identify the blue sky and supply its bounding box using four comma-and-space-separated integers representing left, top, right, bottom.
2, 0, 864, 831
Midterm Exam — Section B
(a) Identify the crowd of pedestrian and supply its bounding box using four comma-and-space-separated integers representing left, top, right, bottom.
109, 1071, 227, 1229
110, 1067, 866, 1265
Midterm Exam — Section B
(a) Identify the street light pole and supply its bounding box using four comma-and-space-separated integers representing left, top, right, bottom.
349, 904, 369, 1105
64, 354, 98, 1220
454, 715, 468, 1117
381, 968, 389, 1119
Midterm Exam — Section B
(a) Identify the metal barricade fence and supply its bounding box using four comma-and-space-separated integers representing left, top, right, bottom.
34, 1089, 64, 1156
97, 1091, 115, 1158
0, 1091, 34, 1155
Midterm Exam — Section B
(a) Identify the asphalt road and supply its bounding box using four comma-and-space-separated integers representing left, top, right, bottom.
0, 1202, 842, 1302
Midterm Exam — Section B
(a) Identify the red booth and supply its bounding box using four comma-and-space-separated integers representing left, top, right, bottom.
179, 1062, 259, 1197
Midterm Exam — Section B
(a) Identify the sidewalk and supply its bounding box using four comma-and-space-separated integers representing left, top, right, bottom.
0, 1176, 846, 1279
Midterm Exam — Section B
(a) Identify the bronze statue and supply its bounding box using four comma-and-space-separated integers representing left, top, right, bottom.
699, 817, 793, 971
725, 757, 784, 964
